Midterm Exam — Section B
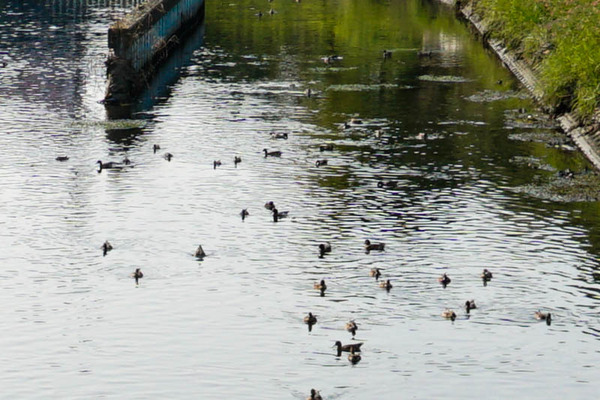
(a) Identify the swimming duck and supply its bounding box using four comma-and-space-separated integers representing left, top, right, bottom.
348, 349, 362, 364
315, 160, 328, 167
307, 389, 323, 400
101, 240, 113, 256
263, 148, 282, 157
382, 49, 392, 60
195, 245, 206, 258
345, 320, 358, 337
55, 156, 69, 162
269, 8, 275, 15
377, 180, 397, 189
465, 300, 477, 313
350, 118, 362, 125
481, 269, 493, 281
240, 208, 249, 221
270, 132, 288, 139
319, 144, 334, 152
234, 156, 242, 166
213, 160, 222, 169
272, 208, 288, 222
441, 309, 456, 321
96, 160, 122, 171
535, 311, 552, 325
256, 10, 263, 17
438, 273, 451, 287
365, 239, 385, 252
369, 268, 381, 280
163, 152, 173, 161
122, 157, 131, 165
314, 279, 327, 296
318, 242, 331, 258
153, 144, 161, 153
379, 279, 392, 290
304, 312, 317, 325
334, 341, 363, 356
264, 201, 276, 210
132, 268, 143, 280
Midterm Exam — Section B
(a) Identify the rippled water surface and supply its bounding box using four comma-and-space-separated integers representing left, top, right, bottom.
1, 0, 599, 398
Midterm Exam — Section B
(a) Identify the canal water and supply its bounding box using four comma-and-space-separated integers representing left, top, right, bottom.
1, 0, 599, 398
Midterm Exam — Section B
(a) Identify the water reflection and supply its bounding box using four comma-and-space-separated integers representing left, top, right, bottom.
0, 0, 599, 399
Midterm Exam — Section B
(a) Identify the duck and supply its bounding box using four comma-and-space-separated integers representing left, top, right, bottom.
345, 320, 358, 337
438, 273, 451, 287
101, 240, 113, 256
263, 148, 282, 157
213, 160, 222, 169
195, 245, 206, 258
382, 49, 392, 59
334, 341, 363, 356
96, 160, 122, 171
481, 268, 493, 281
240, 208, 249, 221
256, 10, 263, 17
319, 143, 334, 152
270, 132, 288, 139
314, 279, 327, 296
272, 208, 288, 222
377, 180, 397, 189
441, 309, 457, 321
304, 312, 317, 325
350, 118, 362, 125
304, 88, 312, 98
365, 239, 385, 252
234, 156, 242, 166
318, 242, 331, 258
315, 159, 328, 167
379, 279, 392, 290
264, 201, 276, 210
268, 8, 275, 15
55, 156, 69, 162
348, 349, 362, 364
132, 268, 143, 280
307, 389, 323, 400
369, 268, 381, 280
163, 152, 173, 161
465, 300, 477, 313
535, 311, 552, 325
122, 157, 131, 165
153, 144, 161, 153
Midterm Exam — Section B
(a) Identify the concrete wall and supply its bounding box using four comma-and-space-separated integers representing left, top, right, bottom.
108, 0, 205, 71
105, 0, 205, 104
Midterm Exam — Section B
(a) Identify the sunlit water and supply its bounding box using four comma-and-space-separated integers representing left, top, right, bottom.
1, 0, 599, 398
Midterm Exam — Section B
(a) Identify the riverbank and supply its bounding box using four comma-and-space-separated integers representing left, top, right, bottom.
447, 0, 600, 169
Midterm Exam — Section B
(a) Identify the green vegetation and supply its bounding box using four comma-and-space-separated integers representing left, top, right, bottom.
469, 0, 600, 119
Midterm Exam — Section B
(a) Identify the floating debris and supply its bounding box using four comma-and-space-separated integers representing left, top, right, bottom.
71, 119, 147, 130
418, 75, 470, 83
466, 90, 530, 103
512, 172, 600, 202
327, 83, 413, 92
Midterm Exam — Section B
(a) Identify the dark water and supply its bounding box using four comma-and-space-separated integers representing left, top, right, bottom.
1, 0, 599, 398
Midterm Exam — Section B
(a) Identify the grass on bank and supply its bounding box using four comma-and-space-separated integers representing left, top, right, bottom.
469, 0, 600, 120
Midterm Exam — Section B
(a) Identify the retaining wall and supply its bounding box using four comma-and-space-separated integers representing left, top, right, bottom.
105, 0, 205, 104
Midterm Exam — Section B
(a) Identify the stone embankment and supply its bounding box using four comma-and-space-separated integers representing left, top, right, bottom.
444, 0, 600, 169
